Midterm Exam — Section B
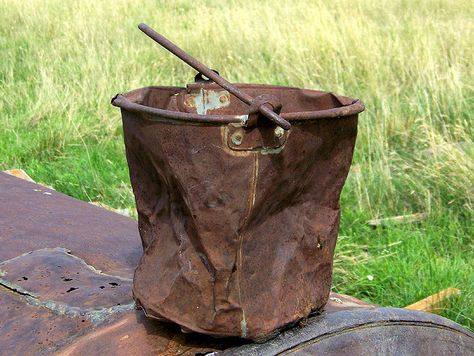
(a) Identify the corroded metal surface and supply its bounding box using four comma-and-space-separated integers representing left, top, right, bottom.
115, 82, 362, 340
1, 289, 94, 356
54, 311, 241, 356
1, 174, 473, 355
54, 293, 373, 356
0, 173, 141, 354
0, 172, 142, 277
0, 247, 134, 322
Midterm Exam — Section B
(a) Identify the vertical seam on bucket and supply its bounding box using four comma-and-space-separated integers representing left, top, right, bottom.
248, 153, 259, 213
237, 152, 259, 338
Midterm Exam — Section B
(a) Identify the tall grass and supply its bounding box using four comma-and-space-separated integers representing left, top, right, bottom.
1, 0, 473, 329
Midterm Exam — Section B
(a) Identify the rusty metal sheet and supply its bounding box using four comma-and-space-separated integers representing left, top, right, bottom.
0, 174, 140, 355
53, 292, 372, 356
0, 172, 142, 278
0, 247, 133, 318
0, 286, 94, 355
116, 83, 361, 340
0, 246, 135, 355
1, 175, 472, 355
52, 298, 474, 355
54, 310, 240, 356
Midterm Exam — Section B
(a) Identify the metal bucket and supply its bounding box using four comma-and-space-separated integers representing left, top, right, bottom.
112, 78, 364, 340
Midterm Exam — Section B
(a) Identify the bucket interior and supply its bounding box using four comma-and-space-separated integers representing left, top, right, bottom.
124, 84, 354, 117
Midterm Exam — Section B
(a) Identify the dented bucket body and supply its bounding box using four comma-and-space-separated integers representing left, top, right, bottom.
112, 81, 364, 340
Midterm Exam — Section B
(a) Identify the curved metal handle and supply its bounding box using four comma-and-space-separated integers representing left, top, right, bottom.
138, 23, 291, 130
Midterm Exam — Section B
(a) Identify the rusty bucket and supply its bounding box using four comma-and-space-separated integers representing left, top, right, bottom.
112, 24, 364, 341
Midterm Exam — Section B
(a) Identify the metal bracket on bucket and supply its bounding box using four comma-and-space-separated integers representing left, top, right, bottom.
138, 23, 291, 130
226, 124, 288, 152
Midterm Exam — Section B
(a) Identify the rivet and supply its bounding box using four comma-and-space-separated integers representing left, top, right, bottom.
231, 132, 243, 146
274, 126, 284, 138
219, 95, 227, 103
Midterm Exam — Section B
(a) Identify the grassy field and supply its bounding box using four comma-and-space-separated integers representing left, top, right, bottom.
1, 0, 473, 330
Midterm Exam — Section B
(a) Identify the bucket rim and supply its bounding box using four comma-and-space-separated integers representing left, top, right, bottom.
112, 84, 364, 126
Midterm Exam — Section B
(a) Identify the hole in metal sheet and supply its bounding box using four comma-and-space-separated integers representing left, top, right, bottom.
66, 287, 78, 293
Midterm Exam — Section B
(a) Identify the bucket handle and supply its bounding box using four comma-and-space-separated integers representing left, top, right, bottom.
138, 23, 291, 130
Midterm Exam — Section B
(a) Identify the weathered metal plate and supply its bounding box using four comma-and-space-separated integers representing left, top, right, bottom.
1, 174, 473, 355
0, 247, 133, 320
1, 289, 93, 356
0, 173, 141, 355
54, 311, 239, 356
54, 293, 373, 356
0, 172, 142, 278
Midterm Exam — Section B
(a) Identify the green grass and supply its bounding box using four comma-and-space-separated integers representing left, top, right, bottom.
1, 0, 473, 330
